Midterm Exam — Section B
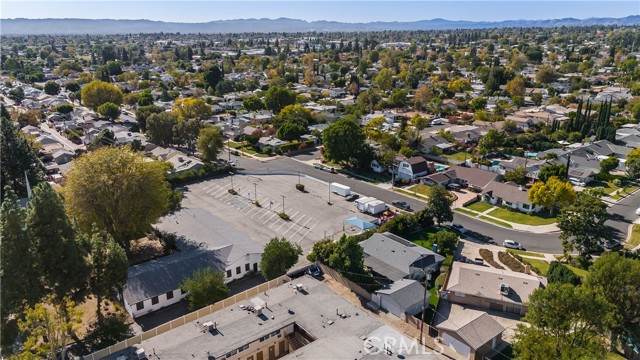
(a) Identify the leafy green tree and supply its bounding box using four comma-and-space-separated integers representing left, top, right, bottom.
432, 231, 458, 256
557, 190, 608, 256
84, 313, 133, 351
181, 268, 230, 310
599, 156, 619, 175
137, 89, 154, 107
536, 66, 558, 84
513, 284, 612, 360
626, 147, 640, 179
505, 76, 525, 97
65, 81, 81, 92
97, 102, 121, 120
84, 227, 128, 321
135, 105, 165, 132
531, 92, 543, 106
0, 187, 41, 321
426, 185, 453, 226
273, 104, 313, 129
8, 86, 25, 103
584, 253, 640, 339
65, 147, 171, 256
203, 65, 223, 90
242, 95, 265, 111
81, 80, 123, 110
263, 86, 297, 114
44, 80, 61, 95
503, 166, 528, 185
477, 128, 502, 153
328, 234, 364, 274
93, 128, 115, 148
538, 164, 566, 182
322, 117, 367, 165
411, 114, 430, 131
470, 97, 487, 111
260, 237, 302, 280
146, 112, 177, 147
55, 103, 74, 114
307, 238, 336, 263
373, 68, 394, 91
173, 118, 201, 150
197, 126, 225, 162
528, 177, 576, 216
27, 183, 89, 298
172, 98, 212, 120
276, 121, 306, 141
546, 261, 581, 285
0, 116, 45, 199
17, 295, 83, 360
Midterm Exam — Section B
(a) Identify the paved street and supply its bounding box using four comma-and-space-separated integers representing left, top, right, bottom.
226, 150, 640, 254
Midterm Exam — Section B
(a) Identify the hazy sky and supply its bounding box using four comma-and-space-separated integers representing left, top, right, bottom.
3, 1, 639, 23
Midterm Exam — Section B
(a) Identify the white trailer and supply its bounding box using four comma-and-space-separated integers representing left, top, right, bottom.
365, 200, 389, 215
355, 197, 376, 212
330, 182, 351, 197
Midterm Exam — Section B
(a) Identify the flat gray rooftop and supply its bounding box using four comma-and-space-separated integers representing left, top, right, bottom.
104, 276, 442, 360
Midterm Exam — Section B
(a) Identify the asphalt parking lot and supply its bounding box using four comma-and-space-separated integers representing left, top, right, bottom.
166, 174, 377, 254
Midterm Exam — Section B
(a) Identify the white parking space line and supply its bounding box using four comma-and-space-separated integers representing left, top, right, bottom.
281, 222, 299, 237
287, 210, 300, 221
269, 217, 284, 229
296, 222, 318, 244
263, 212, 279, 225
300, 217, 312, 230
258, 209, 274, 222
274, 220, 289, 232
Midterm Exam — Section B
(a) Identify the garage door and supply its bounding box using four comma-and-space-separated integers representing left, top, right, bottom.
442, 333, 470, 359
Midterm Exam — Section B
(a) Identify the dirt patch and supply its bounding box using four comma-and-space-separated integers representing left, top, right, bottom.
129, 235, 167, 265
75, 296, 131, 339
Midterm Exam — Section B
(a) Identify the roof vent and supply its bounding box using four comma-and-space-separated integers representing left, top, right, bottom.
500, 283, 510, 296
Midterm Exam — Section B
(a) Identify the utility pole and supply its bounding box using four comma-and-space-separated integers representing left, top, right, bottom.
228, 138, 231, 162
419, 269, 432, 345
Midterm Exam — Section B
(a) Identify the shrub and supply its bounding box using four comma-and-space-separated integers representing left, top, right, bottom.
254, 200, 261, 207
279, 212, 290, 221
547, 261, 582, 285
479, 249, 505, 269
295, 183, 305, 191
168, 163, 232, 186
498, 251, 525, 272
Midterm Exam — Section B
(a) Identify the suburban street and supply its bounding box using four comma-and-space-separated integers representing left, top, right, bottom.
228, 150, 640, 254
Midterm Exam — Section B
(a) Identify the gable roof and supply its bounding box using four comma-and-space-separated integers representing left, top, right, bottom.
360, 232, 445, 281
482, 180, 531, 205
437, 311, 505, 350
123, 247, 234, 304
445, 262, 546, 305
446, 165, 499, 189
376, 279, 425, 310
405, 156, 429, 174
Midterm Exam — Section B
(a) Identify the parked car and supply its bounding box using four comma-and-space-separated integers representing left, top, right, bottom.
307, 264, 322, 277
345, 194, 360, 202
231, 149, 239, 156
474, 258, 484, 266
603, 240, 622, 251
313, 163, 324, 170
447, 183, 461, 191
569, 177, 586, 187
636, 207, 640, 216
503, 239, 524, 250
451, 223, 467, 234
391, 200, 411, 211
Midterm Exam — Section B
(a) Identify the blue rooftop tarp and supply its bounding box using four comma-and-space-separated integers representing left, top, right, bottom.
345, 217, 377, 230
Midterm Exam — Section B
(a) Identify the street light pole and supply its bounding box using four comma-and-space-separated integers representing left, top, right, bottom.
297, 170, 301, 185
253, 182, 257, 202
229, 172, 234, 191
281, 195, 286, 214
228, 138, 231, 162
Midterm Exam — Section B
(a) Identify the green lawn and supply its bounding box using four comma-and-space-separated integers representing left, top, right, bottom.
586, 180, 619, 195
567, 265, 589, 277
465, 201, 493, 212
607, 352, 628, 360
520, 258, 551, 276
395, 188, 427, 200
429, 286, 439, 307
479, 215, 513, 228
507, 249, 545, 258
487, 208, 557, 226
442, 151, 469, 162
611, 184, 640, 200
455, 208, 479, 217
625, 224, 640, 250
407, 184, 433, 197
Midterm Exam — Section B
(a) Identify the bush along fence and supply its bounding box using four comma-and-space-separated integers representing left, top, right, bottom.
82, 275, 290, 360
168, 163, 232, 187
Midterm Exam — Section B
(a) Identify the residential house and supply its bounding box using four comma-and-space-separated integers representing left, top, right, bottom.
482, 180, 543, 213
257, 136, 286, 151
395, 155, 431, 180
422, 165, 498, 192
441, 262, 547, 315
435, 306, 505, 360
359, 232, 445, 282
420, 135, 455, 155
52, 149, 75, 165
166, 153, 204, 175
567, 168, 595, 185
372, 279, 426, 319
122, 246, 262, 318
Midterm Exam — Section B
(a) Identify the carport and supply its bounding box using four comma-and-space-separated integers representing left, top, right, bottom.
344, 217, 377, 231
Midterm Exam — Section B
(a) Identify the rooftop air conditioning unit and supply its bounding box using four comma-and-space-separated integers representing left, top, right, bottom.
500, 283, 510, 296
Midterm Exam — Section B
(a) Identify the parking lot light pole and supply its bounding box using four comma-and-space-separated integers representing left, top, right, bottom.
419, 268, 433, 345
297, 170, 301, 185
328, 183, 332, 205
253, 182, 258, 201
229, 172, 234, 191
228, 138, 231, 162
281, 195, 286, 214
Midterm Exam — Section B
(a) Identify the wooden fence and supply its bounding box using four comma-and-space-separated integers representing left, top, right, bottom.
318, 263, 372, 301
83, 275, 290, 360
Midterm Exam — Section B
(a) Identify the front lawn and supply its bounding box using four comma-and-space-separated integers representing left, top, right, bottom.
519, 258, 551, 276
407, 184, 433, 197
567, 265, 589, 277
487, 208, 556, 226
479, 215, 513, 228
442, 151, 470, 162
611, 184, 640, 200
465, 201, 493, 212
455, 207, 478, 217
586, 180, 619, 195
625, 224, 640, 250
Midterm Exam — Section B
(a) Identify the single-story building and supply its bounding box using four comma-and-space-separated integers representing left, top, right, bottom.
360, 232, 445, 282
52, 149, 75, 165
373, 279, 426, 319
257, 136, 287, 151
436, 308, 505, 360
441, 262, 547, 316
482, 180, 543, 214
122, 245, 262, 319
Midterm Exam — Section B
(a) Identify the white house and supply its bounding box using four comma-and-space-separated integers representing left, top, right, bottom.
122, 245, 262, 318
395, 156, 431, 181
482, 180, 543, 214
372, 279, 426, 319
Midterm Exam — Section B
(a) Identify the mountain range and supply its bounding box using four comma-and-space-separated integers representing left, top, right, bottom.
2, 16, 639, 35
